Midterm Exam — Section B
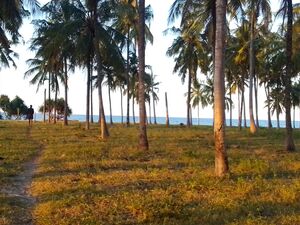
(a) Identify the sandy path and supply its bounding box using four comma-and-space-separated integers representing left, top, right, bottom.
1, 127, 43, 225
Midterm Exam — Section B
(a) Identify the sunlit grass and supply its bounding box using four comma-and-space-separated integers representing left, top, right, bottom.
1, 121, 300, 224
0, 121, 40, 225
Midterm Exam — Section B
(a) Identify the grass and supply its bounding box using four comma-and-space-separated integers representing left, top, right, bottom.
1, 121, 300, 224
0, 121, 40, 225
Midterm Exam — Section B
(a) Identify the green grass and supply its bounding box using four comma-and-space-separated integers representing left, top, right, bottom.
1, 121, 300, 224
0, 121, 40, 225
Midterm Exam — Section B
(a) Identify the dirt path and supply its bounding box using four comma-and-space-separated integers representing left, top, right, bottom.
1, 127, 43, 225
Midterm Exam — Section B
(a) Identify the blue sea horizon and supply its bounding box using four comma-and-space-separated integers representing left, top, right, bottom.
33, 113, 299, 128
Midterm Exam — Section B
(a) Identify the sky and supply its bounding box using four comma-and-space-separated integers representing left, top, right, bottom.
0, 0, 298, 121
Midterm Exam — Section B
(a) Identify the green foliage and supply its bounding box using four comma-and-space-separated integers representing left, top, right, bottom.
0, 95, 28, 119
38, 98, 72, 118
1, 123, 299, 224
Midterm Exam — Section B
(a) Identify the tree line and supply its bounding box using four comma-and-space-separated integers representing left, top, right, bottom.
0, 0, 299, 176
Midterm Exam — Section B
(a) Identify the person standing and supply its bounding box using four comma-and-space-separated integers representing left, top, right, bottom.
28, 105, 34, 126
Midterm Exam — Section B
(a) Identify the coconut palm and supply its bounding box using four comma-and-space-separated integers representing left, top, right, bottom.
214, 0, 229, 177
277, 0, 296, 151
189, 80, 209, 125
166, 25, 208, 127
245, 0, 271, 134
112, 0, 153, 127
0, 0, 39, 68
137, 0, 149, 150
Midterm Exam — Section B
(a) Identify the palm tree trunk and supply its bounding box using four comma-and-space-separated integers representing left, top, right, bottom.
54, 83, 57, 124
187, 69, 192, 127
243, 91, 247, 128
249, 9, 257, 133
165, 92, 169, 127
64, 57, 68, 126
284, 0, 295, 151
214, 0, 228, 177
137, 0, 148, 150
86, 60, 91, 130
132, 98, 136, 124
148, 100, 152, 124
120, 87, 123, 124
254, 74, 259, 128
152, 92, 157, 124
126, 26, 130, 127
277, 108, 280, 129
94, 41, 109, 138
90, 65, 94, 123
238, 88, 242, 129
197, 104, 200, 125
43, 89, 46, 123
108, 85, 113, 125
265, 85, 272, 128
229, 88, 232, 127
48, 73, 51, 123
293, 105, 295, 128
190, 105, 193, 125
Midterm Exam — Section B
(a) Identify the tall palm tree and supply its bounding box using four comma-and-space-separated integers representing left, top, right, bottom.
112, 0, 153, 127
280, 0, 296, 151
245, 0, 271, 133
190, 80, 209, 125
214, 0, 229, 177
137, 0, 149, 150
166, 26, 207, 127
0, 0, 39, 68
269, 87, 284, 128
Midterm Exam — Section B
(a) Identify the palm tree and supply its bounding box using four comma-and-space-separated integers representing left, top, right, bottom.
166, 25, 207, 127
112, 0, 153, 127
268, 87, 284, 128
190, 80, 209, 125
277, 0, 296, 151
137, 0, 149, 150
0, 0, 39, 68
214, 0, 229, 177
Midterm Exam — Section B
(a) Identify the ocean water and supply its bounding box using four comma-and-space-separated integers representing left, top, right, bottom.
33, 113, 300, 128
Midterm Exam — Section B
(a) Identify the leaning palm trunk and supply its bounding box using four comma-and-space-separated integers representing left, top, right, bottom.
214, 0, 229, 177
94, 41, 109, 139
137, 0, 148, 150
64, 57, 68, 126
249, 10, 257, 134
238, 88, 242, 129
165, 92, 169, 127
284, 0, 295, 151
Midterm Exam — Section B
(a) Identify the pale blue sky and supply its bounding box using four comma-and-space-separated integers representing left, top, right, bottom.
0, 0, 298, 121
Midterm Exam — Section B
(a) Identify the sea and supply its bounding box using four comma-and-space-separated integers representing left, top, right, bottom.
32, 113, 299, 128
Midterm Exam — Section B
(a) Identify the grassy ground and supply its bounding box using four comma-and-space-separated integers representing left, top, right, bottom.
1, 121, 300, 225
0, 121, 40, 225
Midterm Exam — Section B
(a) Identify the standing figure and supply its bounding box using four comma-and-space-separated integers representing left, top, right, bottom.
28, 105, 34, 126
